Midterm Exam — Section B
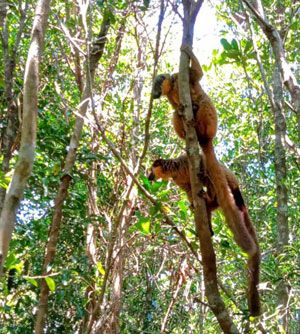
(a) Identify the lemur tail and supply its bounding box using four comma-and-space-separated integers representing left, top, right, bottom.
202, 141, 261, 316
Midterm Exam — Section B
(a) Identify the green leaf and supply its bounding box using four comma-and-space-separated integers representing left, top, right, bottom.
151, 181, 164, 192
24, 277, 38, 287
178, 200, 188, 220
220, 38, 232, 51
14, 261, 24, 273
45, 277, 56, 292
231, 39, 239, 50
177, 200, 188, 213
154, 222, 161, 234
220, 240, 230, 248
149, 204, 160, 216
96, 261, 105, 276
141, 175, 151, 191
5, 253, 18, 269
186, 228, 197, 237
243, 40, 253, 54
136, 216, 151, 235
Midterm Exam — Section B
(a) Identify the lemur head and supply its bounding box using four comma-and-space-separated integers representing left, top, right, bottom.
148, 159, 167, 181
152, 74, 172, 98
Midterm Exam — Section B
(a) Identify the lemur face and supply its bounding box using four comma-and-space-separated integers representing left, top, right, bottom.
148, 159, 164, 181
147, 169, 156, 181
152, 74, 171, 98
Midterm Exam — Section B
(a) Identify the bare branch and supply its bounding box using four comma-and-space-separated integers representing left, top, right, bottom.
167, 0, 184, 21
242, 0, 300, 137
58, 19, 86, 56
242, 0, 273, 32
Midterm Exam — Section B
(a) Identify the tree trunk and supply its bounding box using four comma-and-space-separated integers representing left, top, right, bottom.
81, 157, 103, 333
178, 1, 239, 333
0, 0, 51, 272
81, 19, 126, 332
272, 66, 289, 331
161, 259, 187, 333
105, 186, 137, 334
244, 3, 290, 330
0, 1, 28, 211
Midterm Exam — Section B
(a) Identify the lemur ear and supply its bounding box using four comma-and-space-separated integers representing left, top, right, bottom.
158, 73, 171, 82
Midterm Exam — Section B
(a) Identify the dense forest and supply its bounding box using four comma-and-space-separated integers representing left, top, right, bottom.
0, 0, 299, 333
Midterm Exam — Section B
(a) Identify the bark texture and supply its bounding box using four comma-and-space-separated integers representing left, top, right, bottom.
272, 65, 290, 330
81, 20, 126, 333
0, 0, 51, 272
0, 1, 28, 212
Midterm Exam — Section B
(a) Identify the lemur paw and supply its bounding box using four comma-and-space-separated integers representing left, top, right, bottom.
197, 189, 206, 198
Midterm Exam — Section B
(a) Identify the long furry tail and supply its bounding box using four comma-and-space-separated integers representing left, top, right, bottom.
202, 141, 261, 316
202, 142, 256, 255
244, 208, 261, 316
231, 187, 261, 316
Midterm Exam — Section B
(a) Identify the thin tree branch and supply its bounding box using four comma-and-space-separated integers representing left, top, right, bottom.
242, 0, 300, 138
139, 0, 167, 163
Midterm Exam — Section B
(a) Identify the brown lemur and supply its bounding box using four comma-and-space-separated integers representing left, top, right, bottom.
148, 155, 260, 317
148, 154, 232, 236
151, 46, 261, 316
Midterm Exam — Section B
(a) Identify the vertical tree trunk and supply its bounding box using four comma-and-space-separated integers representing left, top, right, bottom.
86, 181, 136, 334
199, 273, 206, 333
0, 0, 51, 272
81, 19, 126, 332
178, 1, 239, 333
104, 33, 145, 332
161, 259, 186, 333
0, 1, 28, 212
272, 66, 289, 331
244, 2, 290, 329
81, 157, 104, 333
86, 3, 166, 331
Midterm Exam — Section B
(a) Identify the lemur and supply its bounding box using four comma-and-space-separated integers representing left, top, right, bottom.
151, 46, 261, 316
148, 155, 260, 317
